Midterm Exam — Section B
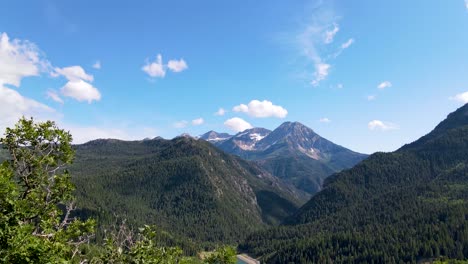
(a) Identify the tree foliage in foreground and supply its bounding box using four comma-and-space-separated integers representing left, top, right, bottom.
0, 118, 95, 263
0, 118, 236, 264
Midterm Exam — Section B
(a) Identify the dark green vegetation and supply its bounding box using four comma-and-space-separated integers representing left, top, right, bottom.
0, 118, 95, 263
5, 104, 468, 263
240, 104, 468, 263
70, 136, 307, 252
210, 122, 368, 194
0, 118, 237, 263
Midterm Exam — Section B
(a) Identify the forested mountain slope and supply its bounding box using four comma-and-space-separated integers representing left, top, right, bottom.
69, 137, 307, 249
240, 104, 468, 263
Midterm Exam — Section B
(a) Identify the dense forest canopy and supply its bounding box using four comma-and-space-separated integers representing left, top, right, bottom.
240, 104, 468, 263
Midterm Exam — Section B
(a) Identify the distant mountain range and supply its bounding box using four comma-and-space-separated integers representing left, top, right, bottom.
201, 122, 368, 194
0, 120, 367, 248
2, 107, 468, 262
240, 104, 468, 263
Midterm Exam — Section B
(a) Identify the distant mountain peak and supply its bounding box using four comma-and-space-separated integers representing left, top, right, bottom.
229, 127, 271, 151
207, 121, 367, 194
199, 131, 232, 143
235, 127, 271, 137
277, 121, 315, 133
176, 133, 198, 140
280, 121, 304, 127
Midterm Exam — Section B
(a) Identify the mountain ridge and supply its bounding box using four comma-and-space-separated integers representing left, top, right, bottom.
240, 104, 468, 263
68, 135, 309, 249
201, 121, 368, 194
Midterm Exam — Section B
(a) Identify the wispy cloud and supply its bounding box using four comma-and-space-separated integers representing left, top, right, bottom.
367, 95, 376, 101
319, 117, 331, 123
173, 120, 188, 128
192, 118, 204, 126
295, 4, 355, 87
46, 89, 64, 104
341, 38, 355, 49
92, 60, 101, 69
311, 63, 331, 87
324, 23, 339, 44
465, 0, 468, 10
331, 38, 355, 58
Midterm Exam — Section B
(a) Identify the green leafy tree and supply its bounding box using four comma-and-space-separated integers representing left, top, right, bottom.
91, 224, 197, 264
0, 117, 95, 263
204, 246, 237, 264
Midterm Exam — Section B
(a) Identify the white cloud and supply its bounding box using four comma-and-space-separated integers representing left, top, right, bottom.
173, 120, 188, 128
233, 100, 288, 118
192, 118, 204, 126
465, 0, 468, 10
142, 54, 166, 78
61, 80, 101, 103
332, 38, 355, 58
0, 33, 57, 134
324, 23, 339, 44
142, 54, 188, 78
341, 38, 355, 49
293, 5, 354, 87
337, 83, 343, 89
92, 60, 101, 69
312, 63, 331, 87
319, 117, 331, 123
167, 59, 188, 73
46, 89, 64, 104
54, 66, 94, 82
296, 10, 338, 87
224, 117, 253, 132
450, 91, 468, 103
233, 104, 248, 113
214, 108, 226, 116
367, 95, 376, 101
378, 81, 392, 90
368, 120, 399, 131
0, 32, 48, 87
54, 66, 101, 103
0, 85, 57, 134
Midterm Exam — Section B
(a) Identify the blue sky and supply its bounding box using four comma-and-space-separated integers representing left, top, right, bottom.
1, 0, 468, 154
